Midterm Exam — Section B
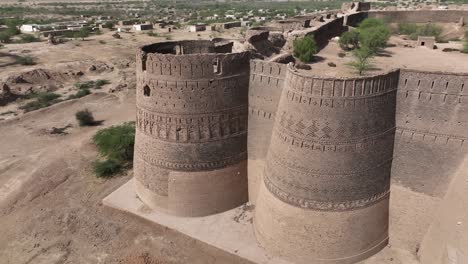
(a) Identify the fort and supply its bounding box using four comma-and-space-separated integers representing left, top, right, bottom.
123, 4, 467, 264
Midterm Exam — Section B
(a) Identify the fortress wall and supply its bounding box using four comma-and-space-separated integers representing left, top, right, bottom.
344, 12, 368, 27
134, 41, 250, 217
247, 60, 287, 203
389, 70, 468, 251
311, 17, 346, 50
288, 17, 346, 51
394, 69, 468, 197
254, 67, 400, 263
367, 10, 468, 24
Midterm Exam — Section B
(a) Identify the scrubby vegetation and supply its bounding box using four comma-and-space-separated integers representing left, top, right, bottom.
19, 34, 40, 43
75, 109, 95, 126
293, 35, 317, 63
19, 92, 61, 112
15, 56, 35, 65
397, 23, 443, 41
347, 47, 374, 76
93, 159, 122, 178
67, 88, 91, 100
74, 79, 109, 90
102, 21, 115, 30
92, 122, 135, 178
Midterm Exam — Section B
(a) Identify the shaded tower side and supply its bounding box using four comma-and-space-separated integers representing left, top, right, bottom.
134, 41, 250, 217
390, 69, 468, 251
254, 65, 399, 264
247, 60, 286, 204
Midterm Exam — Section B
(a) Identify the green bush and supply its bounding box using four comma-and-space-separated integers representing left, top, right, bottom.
74, 28, 90, 40
74, 80, 109, 89
0, 32, 12, 43
358, 20, 390, 52
339, 30, 360, 50
93, 159, 122, 178
147, 32, 160, 37
293, 35, 317, 63
36, 92, 61, 102
16, 56, 35, 65
68, 88, 91, 99
75, 109, 95, 126
92, 122, 135, 162
19, 92, 61, 112
102, 21, 115, 29
76, 88, 91, 97
398, 23, 418, 35
74, 81, 94, 89
398, 23, 443, 41
94, 79, 109, 88
19, 34, 40, 43
339, 18, 390, 53
463, 40, 468, 54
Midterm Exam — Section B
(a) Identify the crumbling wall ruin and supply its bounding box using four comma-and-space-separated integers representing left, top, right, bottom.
134, 41, 250, 217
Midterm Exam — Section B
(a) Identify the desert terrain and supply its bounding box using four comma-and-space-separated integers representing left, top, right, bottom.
0, 20, 467, 264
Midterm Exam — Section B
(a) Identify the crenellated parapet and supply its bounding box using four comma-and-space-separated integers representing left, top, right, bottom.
134, 40, 250, 217
253, 65, 398, 264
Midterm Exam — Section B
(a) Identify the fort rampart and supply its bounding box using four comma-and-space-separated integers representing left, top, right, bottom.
253, 65, 399, 264
133, 8, 468, 263
134, 40, 250, 217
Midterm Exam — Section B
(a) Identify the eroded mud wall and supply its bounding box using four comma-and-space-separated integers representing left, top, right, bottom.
134, 41, 250, 217
247, 60, 286, 203
254, 66, 399, 264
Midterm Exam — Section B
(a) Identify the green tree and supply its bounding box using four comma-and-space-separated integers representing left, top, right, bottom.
339, 30, 360, 50
347, 47, 374, 75
339, 18, 390, 52
293, 35, 317, 63
74, 28, 90, 40
359, 19, 390, 52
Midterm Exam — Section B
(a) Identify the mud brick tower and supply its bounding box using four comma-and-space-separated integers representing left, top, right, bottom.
254, 65, 399, 264
134, 40, 250, 217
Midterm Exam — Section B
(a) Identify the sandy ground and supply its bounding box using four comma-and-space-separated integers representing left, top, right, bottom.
300, 36, 468, 77
0, 26, 466, 264
0, 29, 252, 264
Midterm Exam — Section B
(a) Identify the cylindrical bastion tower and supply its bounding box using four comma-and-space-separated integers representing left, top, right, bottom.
254, 65, 399, 263
134, 40, 250, 217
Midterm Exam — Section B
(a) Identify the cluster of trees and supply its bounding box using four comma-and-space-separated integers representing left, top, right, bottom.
339, 18, 390, 75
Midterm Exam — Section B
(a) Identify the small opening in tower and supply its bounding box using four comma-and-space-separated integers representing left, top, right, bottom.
143, 85, 151, 96
213, 58, 220, 74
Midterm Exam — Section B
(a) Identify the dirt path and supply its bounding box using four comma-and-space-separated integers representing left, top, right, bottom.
0, 92, 252, 264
